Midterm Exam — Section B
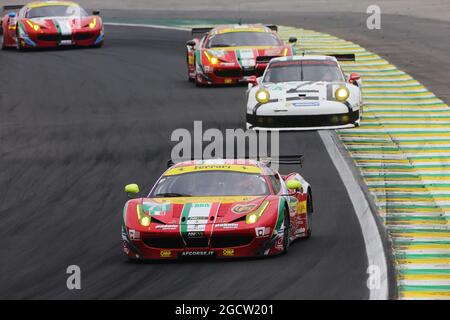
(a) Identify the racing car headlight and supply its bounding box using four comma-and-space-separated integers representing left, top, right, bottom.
89, 18, 97, 29
255, 89, 270, 104
26, 20, 40, 31
246, 201, 270, 224
335, 86, 350, 102
204, 51, 219, 66
136, 204, 151, 227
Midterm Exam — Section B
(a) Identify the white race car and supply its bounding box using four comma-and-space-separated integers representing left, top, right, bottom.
246, 55, 363, 131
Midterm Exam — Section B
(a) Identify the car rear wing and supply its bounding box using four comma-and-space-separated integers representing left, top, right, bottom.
329, 54, 356, 61
167, 155, 304, 168
265, 24, 278, 32
2, 5, 23, 15
191, 27, 213, 39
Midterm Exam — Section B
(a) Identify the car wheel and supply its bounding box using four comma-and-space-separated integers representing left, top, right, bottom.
1, 29, 4, 50
305, 193, 313, 239
16, 29, 25, 51
195, 73, 205, 87
282, 207, 291, 254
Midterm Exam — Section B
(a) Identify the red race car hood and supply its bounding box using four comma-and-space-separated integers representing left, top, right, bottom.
26, 16, 95, 32
139, 195, 268, 225
205, 46, 287, 64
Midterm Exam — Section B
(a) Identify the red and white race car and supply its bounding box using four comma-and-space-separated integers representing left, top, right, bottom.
186, 24, 297, 86
1, 1, 104, 50
122, 157, 313, 261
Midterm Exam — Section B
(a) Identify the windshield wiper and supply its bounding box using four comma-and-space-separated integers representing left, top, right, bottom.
154, 192, 192, 198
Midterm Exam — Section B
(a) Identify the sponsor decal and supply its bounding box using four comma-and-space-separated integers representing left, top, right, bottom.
223, 248, 234, 256
232, 204, 257, 214
265, 48, 282, 56
128, 229, 140, 240
155, 224, 178, 230
215, 223, 239, 229
160, 250, 172, 258
296, 200, 307, 214
255, 227, 271, 238
187, 231, 205, 238
181, 203, 217, 242
143, 202, 170, 216
123, 242, 130, 255
292, 102, 320, 107
180, 251, 215, 257
188, 216, 209, 221
238, 49, 256, 69
295, 227, 306, 235
275, 236, 284, 250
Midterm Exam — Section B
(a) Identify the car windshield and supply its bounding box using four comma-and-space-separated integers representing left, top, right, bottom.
207, 32, 281, 48
263, 60, 344, 83
151, 171, 270, 197
27, 5, 88, 18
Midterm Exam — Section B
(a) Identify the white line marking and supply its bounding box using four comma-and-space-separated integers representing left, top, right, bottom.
104, 22, 189, 31
319, 130, 389, 300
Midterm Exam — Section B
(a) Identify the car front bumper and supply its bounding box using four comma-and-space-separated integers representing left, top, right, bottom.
246, 109, 360, 130
122, 223, 283, 260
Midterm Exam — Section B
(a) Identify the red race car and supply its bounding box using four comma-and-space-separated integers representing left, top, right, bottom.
122, 157, 313, 261
1, 1, 104, 50
186, 24, 297, 86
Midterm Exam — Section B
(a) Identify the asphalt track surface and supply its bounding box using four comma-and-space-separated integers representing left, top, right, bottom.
0, 25, 372, 299
2, 7, 448, 299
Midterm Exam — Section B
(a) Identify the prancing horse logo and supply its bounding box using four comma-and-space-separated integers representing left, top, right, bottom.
232, 204, 257, 214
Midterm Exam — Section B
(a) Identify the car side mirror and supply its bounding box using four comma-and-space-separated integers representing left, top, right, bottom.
288, 37, 297, 43
92, 10, 100, 15
186, 40, 196, 47
348, 72, 361, 84
247, 75, 258, 86
125, 183, 140, 198
286, 180, 302, 192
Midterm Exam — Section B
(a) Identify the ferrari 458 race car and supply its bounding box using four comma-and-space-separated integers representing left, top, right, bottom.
186, 24, 297, 86
1, 1, 104, 50
122, 157, 313, 260
246, 55, 363, 130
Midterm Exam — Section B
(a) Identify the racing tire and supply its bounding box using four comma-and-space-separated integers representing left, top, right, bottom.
16, 29, 25, 51
127, 256, 140, 263
195, 77, 205, 87
281, 207, 291, 254
305, 193, 313, 239
1, 28, 6, 50
194, 72, 207, 87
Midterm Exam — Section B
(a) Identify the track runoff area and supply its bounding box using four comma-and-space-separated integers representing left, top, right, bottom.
279, 26, 450, 300
106, 21, 450, 300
